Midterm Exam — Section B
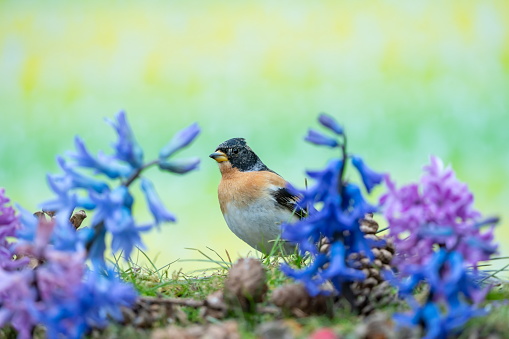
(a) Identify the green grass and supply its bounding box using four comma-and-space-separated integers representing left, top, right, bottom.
0, 247, 507, 338
100, 248, 509, 339
113, 247, 360, 336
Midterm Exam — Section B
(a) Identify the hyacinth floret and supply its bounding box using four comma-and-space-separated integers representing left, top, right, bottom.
106, 110, 144, 168
0, 189, 28, 270
381, 156, 499, 338
390, 248, 488, 339
380, 156, 498, 269
0, 199, 137, 339
36, 111, 200, 264
282, 114, 384, 297
0, 111, 200, 337
159, 122, 200, 159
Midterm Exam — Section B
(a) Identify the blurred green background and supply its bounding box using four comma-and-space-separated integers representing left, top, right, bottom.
1, 1, 508, 273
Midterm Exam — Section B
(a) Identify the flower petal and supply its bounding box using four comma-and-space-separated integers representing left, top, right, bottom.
159, 157, 200, 174
351, 155, 384, 193
140, 178, 176, 224
107, 111, 144, 168
318, 113, 343, 135
304, 129, 339, 148
159, 122, 200, 159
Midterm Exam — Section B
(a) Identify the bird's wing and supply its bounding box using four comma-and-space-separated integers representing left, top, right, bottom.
272, 187, 307, 219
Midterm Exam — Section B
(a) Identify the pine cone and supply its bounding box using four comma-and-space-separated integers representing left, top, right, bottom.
318, 215, 396, 316
348, 214, 396, 315
223, 258, 267, 311
271, 283, 330, 317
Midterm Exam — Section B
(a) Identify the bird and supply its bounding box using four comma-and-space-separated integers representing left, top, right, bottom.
209, 138, 305, 255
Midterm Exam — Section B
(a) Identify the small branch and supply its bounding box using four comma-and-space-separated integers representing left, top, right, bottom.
140, 296, 205, 308
338, 134, 348, 194
138, 296, 281, 315
123, 159, 159, 187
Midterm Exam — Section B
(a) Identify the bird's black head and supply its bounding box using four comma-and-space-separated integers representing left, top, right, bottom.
209, 138, 271, 172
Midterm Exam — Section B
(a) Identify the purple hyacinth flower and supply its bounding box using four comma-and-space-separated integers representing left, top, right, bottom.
14, 205, 40, 243
159, 157, 200, 174
0, 189, 18, 240
351, 155, 384, 193
0, 190, 29, 270
0, 269, 38, 339
380, 156, 498, 270
69, 137, 132, 179
140, 178, 176, 225
159, 122, 201, 159
107, 111, 144, 168
304, 129, 339, 148
318, 113, 344, 135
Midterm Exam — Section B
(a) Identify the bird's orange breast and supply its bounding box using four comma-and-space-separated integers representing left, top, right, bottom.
217, 162, 286, 215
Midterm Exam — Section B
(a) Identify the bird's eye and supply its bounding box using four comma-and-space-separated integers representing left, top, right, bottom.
232, 148, 239, 154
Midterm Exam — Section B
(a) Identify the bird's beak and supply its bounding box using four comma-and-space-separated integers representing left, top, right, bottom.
209, 151, 228, 163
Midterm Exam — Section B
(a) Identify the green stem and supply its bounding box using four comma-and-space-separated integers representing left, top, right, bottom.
337, 134, 348, 194
123, 159, 159, 187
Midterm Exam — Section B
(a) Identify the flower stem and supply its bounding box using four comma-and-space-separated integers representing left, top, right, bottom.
337, 134, 348, 194
123, 159, 159, 187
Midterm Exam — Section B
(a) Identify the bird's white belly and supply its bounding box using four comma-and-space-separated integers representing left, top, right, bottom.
223, 199, 297, 254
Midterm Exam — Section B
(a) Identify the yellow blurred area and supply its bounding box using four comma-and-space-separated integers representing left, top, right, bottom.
0, 1, 508, 273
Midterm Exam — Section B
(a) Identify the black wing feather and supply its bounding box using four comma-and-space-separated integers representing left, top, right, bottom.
272, 187, 307, 219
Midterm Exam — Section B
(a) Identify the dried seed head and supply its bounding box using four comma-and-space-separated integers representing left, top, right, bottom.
70, 209, 87, 229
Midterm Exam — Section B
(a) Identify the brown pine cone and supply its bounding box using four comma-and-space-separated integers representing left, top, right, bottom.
271, 283, 330, 317
317, 215, 396, 316
360, 213, 379, 235
349, 215, 396, 315
223, 258, 267, 311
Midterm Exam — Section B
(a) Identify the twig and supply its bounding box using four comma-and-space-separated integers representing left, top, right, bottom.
123, 159, 159, 187
137, 296, 281, 315
140, 296, 205, 308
